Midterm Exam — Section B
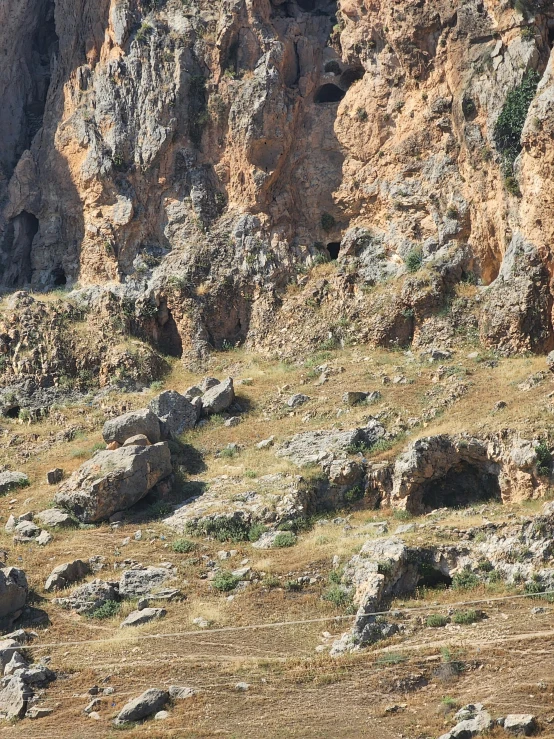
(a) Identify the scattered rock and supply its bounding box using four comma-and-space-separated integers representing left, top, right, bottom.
35, 509, 74, 528
235, 682, 250, 691
201, 378, 235, 416
122, 434, 150, 447
46, 469, 63, 485
286, 393, 310, 408
503, 714, 537, 736
120, 608, 166, 628
116, 688, 169, 723
36, 530, 53, 546
225, 416, 241, 427
44, 560, 91, 592
0, 472, 29, 496
53, 579, 119, 615
169, 686, 196, 700
155, 710, 169, 720
343, 392, 368, 406
54, 443, 172, 522
118, 567, 170, 598
149, 390, 198, 438
0, 569, 28, 623
27, 706, 53, 719
200, 377, 220, 392
102, 408, 161, 445
0, 676, 33, 719
256, 436, 275, 449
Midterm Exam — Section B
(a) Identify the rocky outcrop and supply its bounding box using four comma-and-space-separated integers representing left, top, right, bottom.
53, 579, 119, 615
102, 409, 161, 446
0, 568, 28, 625
44, 559, 91, 592
54, 442, 172, 522
149, 390, 198, 438
116, 688, 169, 724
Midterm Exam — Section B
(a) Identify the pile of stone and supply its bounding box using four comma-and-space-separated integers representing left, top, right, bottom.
438, 703, 537, 738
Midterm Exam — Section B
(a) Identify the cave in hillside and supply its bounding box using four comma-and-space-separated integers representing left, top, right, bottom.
418, 461, 501, 512
157, 309, 183, 358
51, 266, 67, 286
327, 242, 340, 259
340, 67, 364, 89
324, 60, 341, 75
315, 84, 345, 103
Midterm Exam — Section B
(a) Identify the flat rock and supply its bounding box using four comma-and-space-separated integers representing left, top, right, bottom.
0, 472, 28, 496
35, 509, 74, 528
27, 706, 53, 719
120, 607, 166, 628
122, 434, 150, 447
118, 567, 169, 598
201, 378, 235, 416
54, 443, 172, 523
169, 685, 196, 700
149, 390, 198, 438
36, 530, 52, 546
53, 579, 119, 615
44, 559, 91, 592
116, 688, 169, 723
286, 393, 310, 408
102, 408, 161, 445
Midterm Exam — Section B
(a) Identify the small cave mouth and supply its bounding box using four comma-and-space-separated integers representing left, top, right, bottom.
417, 564, 452, 589
324, 60, 341, 75
340, 67, 365, 89
315, 84, 345, 103
158, 309, 183, 359
3, 405, 21, 419
327, 242, 341, 260
417, 461, 501, 513
51, 267, 67, 287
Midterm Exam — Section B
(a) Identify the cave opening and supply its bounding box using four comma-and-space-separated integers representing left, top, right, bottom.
324, 60, 341, 75
315, 84, 345, 103
297, 0, 315, 10
417, 564, 452, 589
3, 406, 21, 419
51, 267, 67, 287
340, 67, 365, 89
327, 242, 341, 260
158, 309, 183, 358
9, 211, 39, 286
418, 461, 501, 513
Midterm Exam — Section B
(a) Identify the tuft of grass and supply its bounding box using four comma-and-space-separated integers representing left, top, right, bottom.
322, 585, 353, 608
273, 531, 297, 548
405, 247, 423, 272
171, 538, 196, 553
452, 609, 481, 625
248, 523, 266, 542
426, 614, 449, 628
451, 567, 480, 590
212, 571, 241, 592
87, 601, 120, 620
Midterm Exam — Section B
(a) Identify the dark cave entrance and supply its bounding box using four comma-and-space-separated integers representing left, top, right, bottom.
158, 309, 183, 358
324, 60, 341, 75
315, 84, 345, 103
327, 242, 341, 260
3, 405, 21, 419
549, 26, 554, 47
297, 0, 316, 10
417, 564, 452, 590
417, 461, 501, 513
51, 267, 67, 287
340, 67, 364, 89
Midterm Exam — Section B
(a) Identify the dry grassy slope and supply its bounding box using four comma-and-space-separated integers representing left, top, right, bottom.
0, 338, 554, 737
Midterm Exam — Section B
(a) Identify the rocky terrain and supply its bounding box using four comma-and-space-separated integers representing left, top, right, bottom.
2, 0, 554, 737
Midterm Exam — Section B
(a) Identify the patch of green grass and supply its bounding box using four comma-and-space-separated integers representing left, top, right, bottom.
171, 538, 196, 553
426, 614, 449, 628
87, 601, 121, 620
273, 531, 297, 548
322, 585, 353, 608
248, 523, 266, 542
452, 609, 481, 625
451, 567, 480, 590
285, 580, 303, 592
535, 442, 552, 477
212, 571, 241, 592
262, 575, 280, 588
376, 652, 407, 666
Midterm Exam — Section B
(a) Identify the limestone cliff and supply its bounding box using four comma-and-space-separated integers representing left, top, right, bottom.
1, 0, 554, 384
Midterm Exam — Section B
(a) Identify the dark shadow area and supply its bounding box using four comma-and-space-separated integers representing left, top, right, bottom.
417, 563, 452, 589
327, 242, 340, 260
3, 405, 21, 419
168, 440, 207, 475
420, 461, 501, 512
324, 60, 341, 75
157, 309, 183, 358
51, 266, 67, 286
315, 84, 345, 103
340, 67, 364, 89
549, 26, 554, 47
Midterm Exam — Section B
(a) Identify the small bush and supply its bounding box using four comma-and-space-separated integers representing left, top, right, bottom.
405, 248, 423, 272
248, 523, 266, 542
273, 531, 297, 548
322, 585, 353, 608
285, 580, 303, 591
171, 538, 196, 553
452, 609, 481, 625
426, 614, 449, 628
150, 380, 164, 391
244, 469, 257, 479
494, 69, 540, 171
263, 575, 280, 588
535, 442, 552, 476
212, 571, 240, 592
452, 567, 479, 590
524, 580, 546, 595
87, 601, 120, 620
321, 213, 336, 232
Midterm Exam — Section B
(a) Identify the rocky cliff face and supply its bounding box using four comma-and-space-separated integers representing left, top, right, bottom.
1, 0, 554, 380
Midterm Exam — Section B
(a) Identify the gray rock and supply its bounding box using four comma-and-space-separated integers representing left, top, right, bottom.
27, 706, 53, 719
54, 442, 172, 523
0, 472, 28, 495
169, 685, 196, 700
0, 569, 28, 621
122, 434, 150, 447
548, 350, 554, 373
225, 416, 241, 427
200, 377, 220, 392
0, 676, 33, 719
503, 714, 537, 736
35, 509, 74, 528
36, 530, 53, 546
4, 516, 15, 533
46, 469, 63, 485
395, 524, 416, 534
256, 436, 275, 449
235, 682, 250, 691
84, 698, 101, 714
149, 390, 197, 438
118, 567, 169, 598
102, 408, 161, 445
17, 664, 55, 685
116, 688, 169, 723
286, 394, 310, 408
120, 608, 166, 628
343, 392, 368, 406
0, 642, 22, 672
4, 652, 27, 676
184, 385, 203, 400
44, 559, 91, 592
155, 710, 169, 720
14, 520, 40, 539
53, 579, 119, 615
201, 378, 235, 416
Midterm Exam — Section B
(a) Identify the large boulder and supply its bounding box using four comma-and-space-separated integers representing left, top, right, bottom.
149, 391, 198, 438
54, 443, 172, 522
0, 676, 33, 719
0, 569, 28, 622
201, 378, 235, 416
44, 560, 91, 592
35, 508, 74, 528
102, 409, 161, 445
116, 688, 169, 723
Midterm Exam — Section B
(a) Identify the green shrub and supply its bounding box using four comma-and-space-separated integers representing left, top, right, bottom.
405, 248, 423, 272
452, 567, 479, 590
136, 22, 153, 44
171, 538, 196, 553
212, 571, 240, 592
494, 69, 540, 172
321, 213, 336, 232
248, 523, 266, 542
273, 531, 297, 548
87, 601, 120, 620
185, 517, 250, 542
452, 609, 481, 625
322, 585, 353, 608
150, 380, 164, 391
524, 580, 546, 595
426, 614, 448, 628
535, 442, 552, 476
344, 486, 363, 504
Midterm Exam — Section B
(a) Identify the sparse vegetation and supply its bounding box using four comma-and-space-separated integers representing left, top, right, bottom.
171, 538, 196, 553
212, 571, 241, 592
426, 614, 449, 627
87, 601, 121, 620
